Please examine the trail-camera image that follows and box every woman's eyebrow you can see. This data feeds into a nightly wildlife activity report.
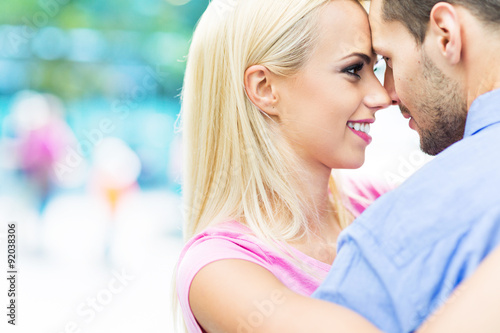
[341,52,373,64]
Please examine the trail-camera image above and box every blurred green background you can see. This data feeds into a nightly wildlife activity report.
[0,0,204,100]
[0,0,208,190]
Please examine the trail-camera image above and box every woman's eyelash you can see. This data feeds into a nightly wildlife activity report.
[343,63,364,78]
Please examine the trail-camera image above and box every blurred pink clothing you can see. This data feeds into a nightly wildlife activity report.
[19,118,71,175]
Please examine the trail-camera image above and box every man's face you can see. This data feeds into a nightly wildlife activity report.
[369,0,468,156]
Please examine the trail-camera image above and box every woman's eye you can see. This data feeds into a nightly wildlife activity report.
[343,63,364,78]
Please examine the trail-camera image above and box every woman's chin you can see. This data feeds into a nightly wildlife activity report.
[334,156,366,170]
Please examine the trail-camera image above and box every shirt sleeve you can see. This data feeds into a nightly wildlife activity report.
[313,209,500,333]
[311,224,404,333]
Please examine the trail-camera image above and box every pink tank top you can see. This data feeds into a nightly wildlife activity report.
[176,179,391,332]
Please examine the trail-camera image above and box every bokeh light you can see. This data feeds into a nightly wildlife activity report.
[0,0,208,332]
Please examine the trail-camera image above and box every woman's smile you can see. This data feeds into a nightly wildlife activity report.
[347,119,374,145]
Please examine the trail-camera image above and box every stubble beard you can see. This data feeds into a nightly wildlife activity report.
[405,53,469,156]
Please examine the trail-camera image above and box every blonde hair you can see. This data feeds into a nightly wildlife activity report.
[174,0,356,330]
[182,0,351,242]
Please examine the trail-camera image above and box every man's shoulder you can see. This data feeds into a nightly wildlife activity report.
[342,135,500,265]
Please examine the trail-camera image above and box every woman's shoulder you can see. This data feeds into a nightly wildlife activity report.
[178,220,267,263]
[177,220,331,298]
[175,221,278,332]
[176,221,273,283]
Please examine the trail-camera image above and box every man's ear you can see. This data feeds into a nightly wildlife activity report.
[244,65,279,117]
[428,3,462,65]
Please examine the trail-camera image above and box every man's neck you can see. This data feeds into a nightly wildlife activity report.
[466,63,500,109]
[465,40,500,108]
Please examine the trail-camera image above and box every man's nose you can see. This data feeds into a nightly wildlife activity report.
[384,66,400,106]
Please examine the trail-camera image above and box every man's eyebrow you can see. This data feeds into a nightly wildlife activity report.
[341,52,374,64]
[372,47,381,56]
[371,41,385,55]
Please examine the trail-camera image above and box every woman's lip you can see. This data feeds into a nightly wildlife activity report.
[348,126,372,144]
[347,119,375,124]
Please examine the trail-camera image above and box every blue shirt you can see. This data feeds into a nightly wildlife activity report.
[313,88,500,333]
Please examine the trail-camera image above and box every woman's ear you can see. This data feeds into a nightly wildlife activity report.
[244,65,279,117]
[428,3,462,65]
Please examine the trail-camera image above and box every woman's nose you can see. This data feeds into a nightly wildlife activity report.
[364,75,392,112]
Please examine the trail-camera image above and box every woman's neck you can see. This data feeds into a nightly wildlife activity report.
[286,158,346,264]
[298,159,339,230]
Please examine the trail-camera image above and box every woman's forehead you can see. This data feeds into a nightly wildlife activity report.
[314,1,373,59]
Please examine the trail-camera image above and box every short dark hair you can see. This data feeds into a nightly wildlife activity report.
[380,0,500,43]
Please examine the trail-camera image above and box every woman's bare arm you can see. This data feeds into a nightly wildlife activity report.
[190,259,382,333]
[190,245,500,332]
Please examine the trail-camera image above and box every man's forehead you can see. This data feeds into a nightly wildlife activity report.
[368,0,386,52]
[368,0,382,18]
[369,24,383,54]
[368,0,383,32]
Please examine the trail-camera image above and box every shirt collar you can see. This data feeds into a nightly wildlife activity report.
[464,88,500,137]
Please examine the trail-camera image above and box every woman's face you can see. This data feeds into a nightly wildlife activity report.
[274,0,391,172]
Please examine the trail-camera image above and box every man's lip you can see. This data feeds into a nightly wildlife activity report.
[409,117,417,131]
[401,112,411,119]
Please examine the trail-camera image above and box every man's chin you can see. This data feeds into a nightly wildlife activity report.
[419,140,440,156]
[419,131,458,156]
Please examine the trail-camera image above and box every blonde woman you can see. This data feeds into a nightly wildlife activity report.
[175,0,500,332]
